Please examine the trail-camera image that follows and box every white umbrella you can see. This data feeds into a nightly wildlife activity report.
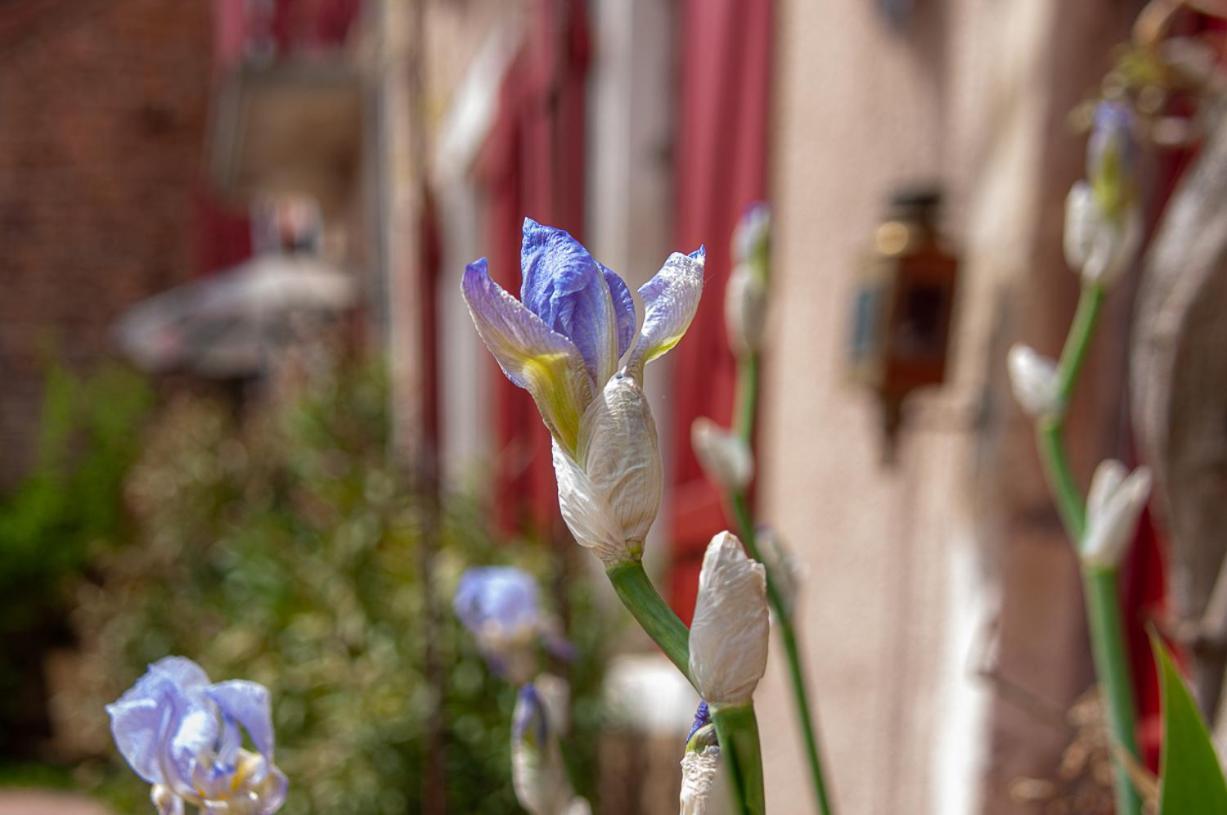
[116,254,356,377]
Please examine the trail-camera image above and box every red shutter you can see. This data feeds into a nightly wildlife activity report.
[668,0,774,621]
[476,0,592,535]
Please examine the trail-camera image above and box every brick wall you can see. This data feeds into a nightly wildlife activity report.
[0,0,213,487]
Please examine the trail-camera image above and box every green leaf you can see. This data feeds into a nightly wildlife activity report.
[1154,635,1227,815]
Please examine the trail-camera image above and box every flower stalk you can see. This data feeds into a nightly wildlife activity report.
[711,704,766,815]
[1026,281,1141,815]
[605,558,692,681]
[714,203,834,815]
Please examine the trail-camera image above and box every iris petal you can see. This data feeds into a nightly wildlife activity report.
[462,258,593,454]
[626,248,705,377]
[520,219,621,386]
[602,266,636,359]
[208,681,275,759]
[148,657,210,690]
[107,694,171,784]
[108,658,212,786]
[169,705,218,794]
[453,567,540,636]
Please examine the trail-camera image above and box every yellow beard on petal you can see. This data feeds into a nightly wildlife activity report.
[519,352,586,456]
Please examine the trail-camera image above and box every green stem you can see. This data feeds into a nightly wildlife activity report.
[1035,285,1104,544]
[735,353,760,443]
[731,351,836,814]
[606,559,692,682]
[1084,566,1142,815]
[712,703,766,815]
[1037,419,1087,540]
[732,491,836,815]
[1030,283,1139,814]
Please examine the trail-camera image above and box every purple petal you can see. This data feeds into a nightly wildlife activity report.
[461,258,592,453]
[513,683,549,746]
[602,266,636,359]
[520,219,622,385]
[208,680,275,759]
[258,765,290,815]
[107,657,212,785]
[626,248,705,376]
[148,657,211,690]
[107,694,174,784]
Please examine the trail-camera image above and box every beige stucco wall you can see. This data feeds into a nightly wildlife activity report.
[760,1,1133,812]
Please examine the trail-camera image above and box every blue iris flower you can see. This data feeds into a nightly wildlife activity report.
[462,218,704,457]
[106,657,287,815]
[454,566,573,681]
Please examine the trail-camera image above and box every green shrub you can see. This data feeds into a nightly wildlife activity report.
[68,363,609,814]
[0,362,152,753]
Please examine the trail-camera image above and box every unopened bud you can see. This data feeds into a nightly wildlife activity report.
[691,418,753,492]
[1007,344,1061,418]
[1082,460,1151,569]
[512,681,588,815]
[726,205,771,357]
[1064,180,1142,289]
[757,527,803,619]
[689,532,769,707]
[725,263,768,357]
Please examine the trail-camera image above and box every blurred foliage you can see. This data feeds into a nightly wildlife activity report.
[63,362,609,814]
[0,362,152,617]
[0,362,152,750]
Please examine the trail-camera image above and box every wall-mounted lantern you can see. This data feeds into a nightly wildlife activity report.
[847,186,959,462]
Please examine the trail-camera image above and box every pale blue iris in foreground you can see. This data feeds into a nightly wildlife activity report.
[461,218,704,457]
[107,657,287,815]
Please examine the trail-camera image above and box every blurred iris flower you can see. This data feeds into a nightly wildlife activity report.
[454,566,572,683]
[106,657,287,815]
[1065,101,1142,288]
[462,219,704,566]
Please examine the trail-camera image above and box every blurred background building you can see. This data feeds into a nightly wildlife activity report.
[3,0,1217,813]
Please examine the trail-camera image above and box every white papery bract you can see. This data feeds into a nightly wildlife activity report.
[689,532,769,707]
[679,724,721,815]
[691,417,753,492]
[1007,344,1061,418]
[554,373,663,566]
[1082,460,1152,569]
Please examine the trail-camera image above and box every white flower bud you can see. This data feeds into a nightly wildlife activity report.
[691,417,753,492]
[554,373,663,566]
[725,262,768,356]
[1064,180,1142,289]
[1082,460,1152,569]
[689,532,769,707]
[1007,344,1061,418]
